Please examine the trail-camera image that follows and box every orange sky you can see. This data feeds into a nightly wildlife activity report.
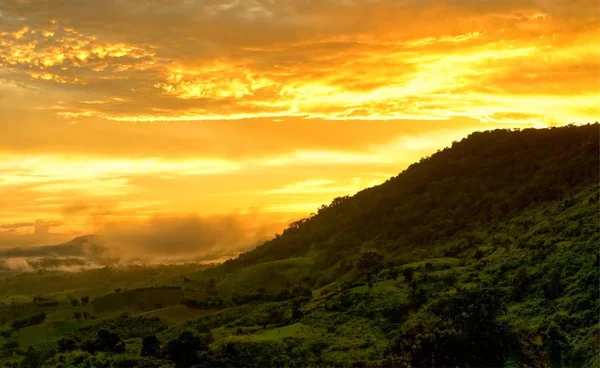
[0,0,599,253]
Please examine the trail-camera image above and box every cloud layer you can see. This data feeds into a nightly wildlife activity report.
[1,0,597,123]
[0,0,598,256]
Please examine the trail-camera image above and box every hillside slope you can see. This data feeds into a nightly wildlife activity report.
[227,124,598,269]
[177,185,599,367]
[1,124,598,368]
[160,123,598,367]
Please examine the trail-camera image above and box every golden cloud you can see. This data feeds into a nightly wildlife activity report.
[0,0,598,245]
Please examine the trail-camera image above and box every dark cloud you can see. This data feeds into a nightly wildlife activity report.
[61,202,91,216]
[97,213,285,261]
[0,219,68,248]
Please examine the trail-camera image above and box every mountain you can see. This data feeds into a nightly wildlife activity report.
[0,236,102,259]
[0,235,116,272]
[1,124,598,368]
[167,123,598,367]
[211,124,598,277]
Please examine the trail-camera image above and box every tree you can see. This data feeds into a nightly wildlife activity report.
[544,271,562,299]
[290,285,313,299]
[206,279,218,296]
[83,329,126,354]
[291,301,304,320]
[141,335,161,357]
[81,296,90,305]
[396,289,518,367]
[70,299,79,307]
[402,267,414,282]
[22,346,42,368]
[543,323,570,366]
[57,336,77,352]
[512,267,529,301]
[357,251,385,277]
[267,309,285,326]
[167,331,210,367]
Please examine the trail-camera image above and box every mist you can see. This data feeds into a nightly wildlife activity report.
[0,212,287,272]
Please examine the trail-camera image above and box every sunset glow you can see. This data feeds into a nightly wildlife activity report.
[1,0,598,252]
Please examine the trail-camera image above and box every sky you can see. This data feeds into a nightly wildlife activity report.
[0,0,598,262]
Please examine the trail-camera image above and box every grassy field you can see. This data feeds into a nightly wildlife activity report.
[214,256,317,297]
[255,323,315,340]
[139,305,221,326]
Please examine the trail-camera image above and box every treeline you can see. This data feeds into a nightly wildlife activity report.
[181,285,313,309]
[32,296,60,308]
[11,312,46,330]
[131,286,181,292]
[181,296,225,309]
[231,285,312,305]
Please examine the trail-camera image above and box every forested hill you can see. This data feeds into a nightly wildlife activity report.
[2,123,598,368]
[226,123,599,268]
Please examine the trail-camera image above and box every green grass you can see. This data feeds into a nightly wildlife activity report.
[254,323,315,340]
[92,288,183,315]
[214,256,317,297]
[16,319,89,347]
[401,257,461,271]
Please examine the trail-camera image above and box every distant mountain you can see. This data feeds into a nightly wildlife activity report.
[0,235,117,271]
[0,235,102,259]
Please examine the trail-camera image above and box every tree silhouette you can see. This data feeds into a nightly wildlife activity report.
[167,331,210,367]
[402,267,414,282]
[141,335,161,357]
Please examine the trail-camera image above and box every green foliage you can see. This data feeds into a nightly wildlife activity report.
[71,315,168,341]
[357,251,385,277]
[57,336,77,353]
[166,331,212,367]
[140,334,161,358]
[402,267,414,282]
[1,124,598,368]
[80,329,126,354]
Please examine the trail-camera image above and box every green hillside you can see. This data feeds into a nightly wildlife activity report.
[1,124,598,367]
